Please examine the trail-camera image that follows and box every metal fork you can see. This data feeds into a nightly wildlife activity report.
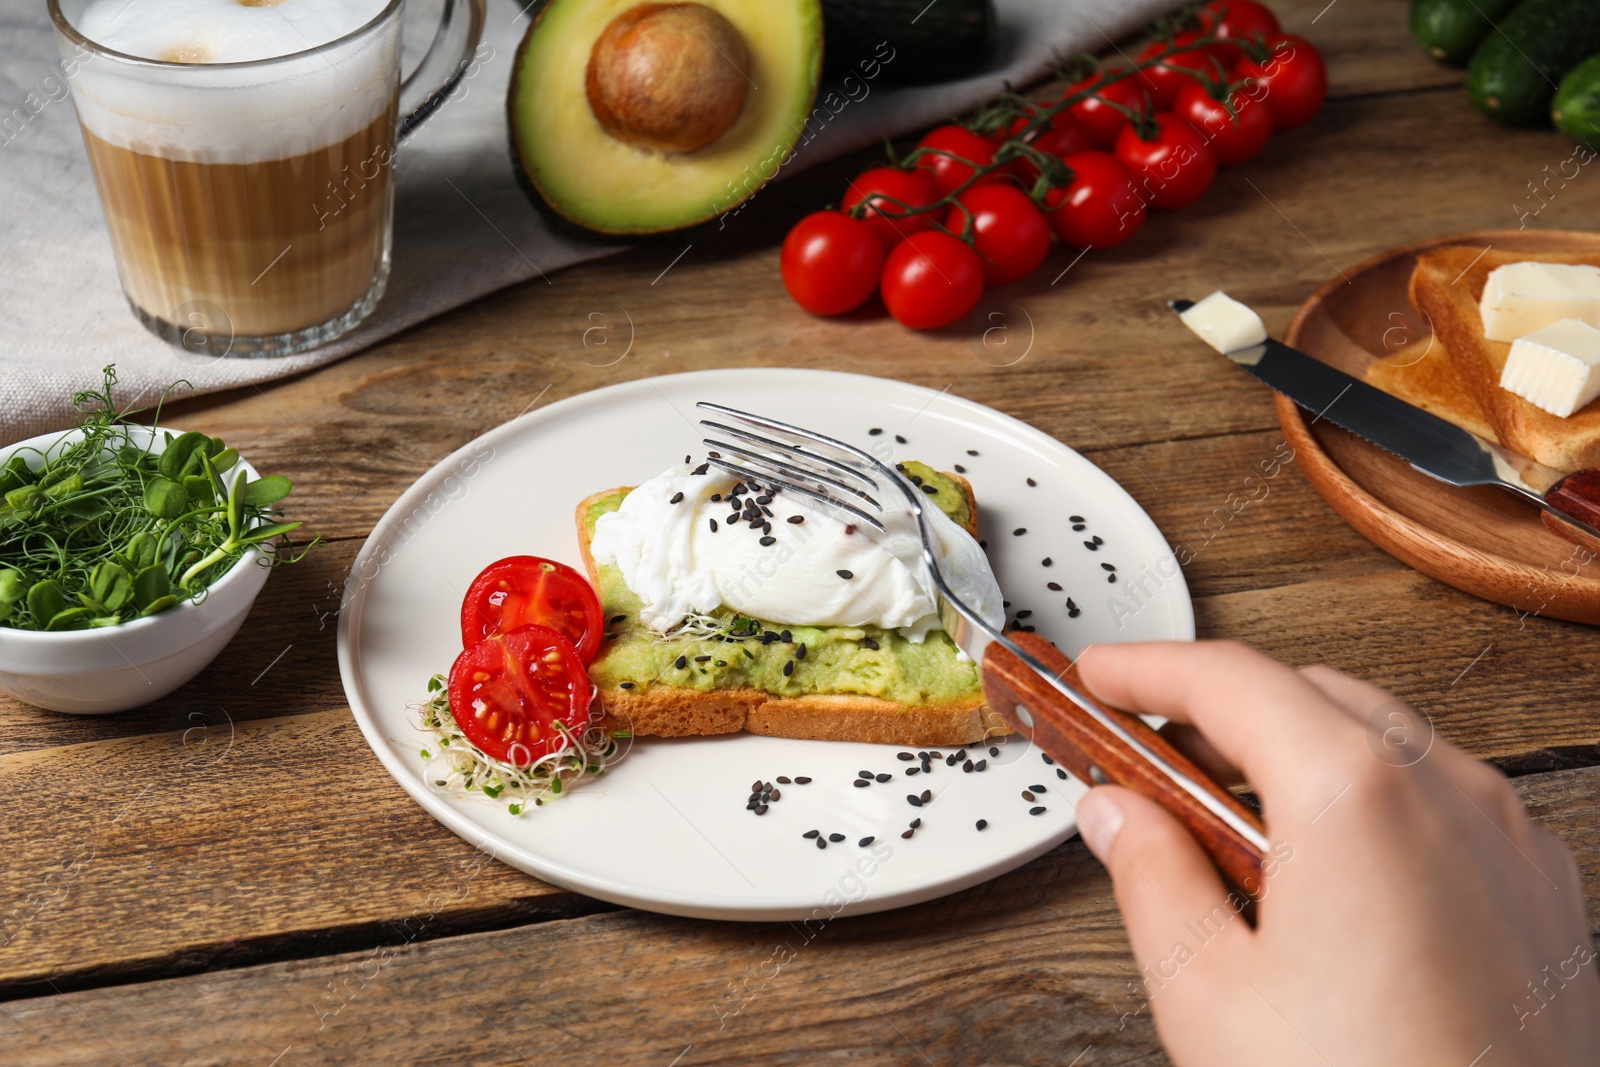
[698,401,1271,897]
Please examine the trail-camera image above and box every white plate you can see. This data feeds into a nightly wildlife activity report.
[338,369,1193,921]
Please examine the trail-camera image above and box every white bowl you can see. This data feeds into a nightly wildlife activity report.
[0,426,272,715]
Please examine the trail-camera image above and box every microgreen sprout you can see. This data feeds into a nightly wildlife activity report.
[0,366,317,631]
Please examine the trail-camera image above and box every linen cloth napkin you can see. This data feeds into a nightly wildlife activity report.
[0,0,1170,443]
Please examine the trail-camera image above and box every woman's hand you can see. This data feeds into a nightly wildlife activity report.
[1073,640,1598,1067]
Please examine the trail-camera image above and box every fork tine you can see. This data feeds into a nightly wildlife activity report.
[700,419,880,492]
[705,458,887,533]
[702,437,882,511]
[697,402,887,472]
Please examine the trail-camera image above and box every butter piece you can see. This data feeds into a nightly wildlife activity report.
[1180,291,1267,354]
[1499,318,1600,417]
[1479,261,1600,342]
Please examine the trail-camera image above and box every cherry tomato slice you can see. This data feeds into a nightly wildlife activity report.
[448,625,592,767]
[461,556,603,663]
[781,210,885,316]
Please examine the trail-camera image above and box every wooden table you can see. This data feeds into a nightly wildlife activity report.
[6,1,1599,1062]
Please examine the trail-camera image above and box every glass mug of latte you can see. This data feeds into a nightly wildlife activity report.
[49,0,485,358]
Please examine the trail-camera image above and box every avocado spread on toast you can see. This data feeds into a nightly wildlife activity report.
[580,462,982,705]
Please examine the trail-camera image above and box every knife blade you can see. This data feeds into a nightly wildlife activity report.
[1170,298,1600,542]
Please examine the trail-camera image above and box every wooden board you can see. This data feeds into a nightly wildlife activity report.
[7,760,1598,1067]
[1279,230,1600,624]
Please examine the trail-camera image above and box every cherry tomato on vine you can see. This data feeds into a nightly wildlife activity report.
[461,556,603,663]
[1066,74,1151,149]
[913,124,1002,197]
[1011,118,1095,184]
[946,184,1050,286]
[842,166,942,251]
[1174,81,1274,166]
[447,625,592,767]
[780,211,885,316]
[1135,39,1221,110]
[1041,150,1146,250]
[1203,0,1282,67]
[1114,112,1217,211]
[1234,35,1327,131]
[880,230,985,330]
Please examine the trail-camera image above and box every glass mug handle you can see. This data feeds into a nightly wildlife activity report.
[396,0,488,141]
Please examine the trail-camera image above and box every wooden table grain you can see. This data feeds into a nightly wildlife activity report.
[5,1,1599,1063]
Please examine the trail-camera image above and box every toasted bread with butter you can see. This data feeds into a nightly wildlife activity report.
[574,470,1011,746]
[1408,246,1600,472]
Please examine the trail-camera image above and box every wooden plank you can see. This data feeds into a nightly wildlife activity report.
[5,761,1597,1066]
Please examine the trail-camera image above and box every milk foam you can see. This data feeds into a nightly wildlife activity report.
[64,0,397,162]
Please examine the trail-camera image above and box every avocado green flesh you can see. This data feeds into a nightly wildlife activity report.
[580,476,982,705]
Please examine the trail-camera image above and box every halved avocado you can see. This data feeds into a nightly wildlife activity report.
[509,0,822,236]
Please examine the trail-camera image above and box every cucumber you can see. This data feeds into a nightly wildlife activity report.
[1553,52,1600,148]
[1410,0,1517,66]
[820,0,994,84]
[1467,0,1600,126]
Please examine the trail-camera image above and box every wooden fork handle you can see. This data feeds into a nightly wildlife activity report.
[982,633,1268,898]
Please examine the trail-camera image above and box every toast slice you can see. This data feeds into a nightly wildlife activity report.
[575,469,1011,746]
[1363,337,1501,445]
[1409,246,1600,472]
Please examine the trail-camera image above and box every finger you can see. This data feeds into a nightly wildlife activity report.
[1078,786,1251,971]
[1296,664,1397,723]
[1076,640,1364,798]
[1157,721,1246,787]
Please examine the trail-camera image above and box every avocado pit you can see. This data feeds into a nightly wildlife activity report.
[585,3,751,155]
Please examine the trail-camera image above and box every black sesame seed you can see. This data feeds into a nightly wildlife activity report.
[869,428,883,436]
[817,837,827,849]
[963,759,974,772]
[862,637,879,650]
[1069,514,1084,522]
[1066,598,1078,610]
[619,682,635,689]
[1046,581,1062,592]
[967,449,979,456]
[1042,557,1053,566]
[711,493,721,502]
[802,829,819,839]
[1003,600,1010,608]
[976,819,988,831]
[829,833,845,843]
[708,451,722,460]
[670,491,684,504]
[1072,524,1086,532]
[751,780,763,792]
[909,818,921,829]
[844,524,856,535]
[777,776,792,785]
[1029,806,1047,816]
[853,779,869,788]
[979,539,988,549]
[858,770,873,780]
[693,464,709,476]
[1027,477,1037,487]
[901,828,915,839]
[1107,575,1116,583]
[1068,607,1082,618]
[1013,528,1027,536]
[1017,609,1033,619]
[684,454,691,464]
[795,644,807,660]
[1057,768,1069,779]
[907,795,923,807]
[946,754,958,766]
[783,660,794,677]
[1101,562,1116,572]
[1029,784,1046,792]
[1093,535,1103,545]
[989,747,999,756]
[909,473,923,485]
[897,752,914,761]
[770,789,781,801]
[675,656,687,670]
[906,766,920,776]
[875,773,891,783]
[1019,624,1036,632]
[755,804,769,815]
[695,655,711,662]
[954,464,967,474]
[921,483,939,495]
[1022,790,1036,802]
[759,535,776,546]
[975,759,988,772]
[795,776,812,784]
[1042,754,1054,765]
[930,751,941,759]
[859,836,874,847]
[781,629,791,642]
[1085,540,1101,551]
[709,519,718,532]
[837,569,853,579]
[787,514,804,524]
[895,435,906,444]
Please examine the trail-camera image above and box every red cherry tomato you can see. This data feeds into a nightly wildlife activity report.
[447,625,593,767]
[842,166,942,251]
[1234,35,1327,131]
[1114,112,1217,211]
[1042,151,1146,250]
[780,210,885,316]
[1134,39,1221,110]
[946,184,1050,286]
[1174,80,1274,166]
[1203,0,1282,66]
[461,556,603,663]
[1067,73,1152,149]
[1009,115,1096,184]
[880,231,985,330]
[913,124,1001,196]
